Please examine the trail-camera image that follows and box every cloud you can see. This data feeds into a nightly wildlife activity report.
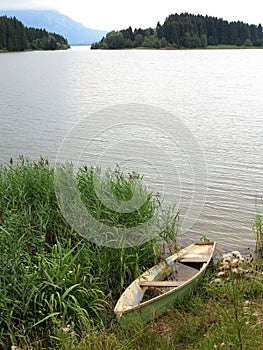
[1,0,262,31]
[0,0,58,10]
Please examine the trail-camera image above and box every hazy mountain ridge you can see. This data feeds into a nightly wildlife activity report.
[0,10,106,45]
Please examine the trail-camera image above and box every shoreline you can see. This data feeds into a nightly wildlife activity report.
[0,46,70,54]
[92,44,263,51]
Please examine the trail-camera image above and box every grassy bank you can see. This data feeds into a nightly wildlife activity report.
[0,158,178,349]
[59,263,263,350]
[128,44,263,50]
[0,158,262,349]
[207,44,263,49]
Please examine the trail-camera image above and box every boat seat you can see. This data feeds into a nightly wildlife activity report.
[139,280,185,287]
[179,256,209,263]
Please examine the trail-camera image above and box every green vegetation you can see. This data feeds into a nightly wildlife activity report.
[0,16,70,52]
[253,214,263,258]
[68,259,263,350]
[0,158,262,349]
[0,158,177,349]
[207,44,262,49]
[91,13,263,50]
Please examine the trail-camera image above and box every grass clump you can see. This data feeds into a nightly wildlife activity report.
[68,257,262,350]
[53,257,262,350]
[77,165,155,228]
[253,214,263,258]
[0,157,178,349]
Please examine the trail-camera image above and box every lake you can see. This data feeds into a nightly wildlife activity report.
[0,46,262,254]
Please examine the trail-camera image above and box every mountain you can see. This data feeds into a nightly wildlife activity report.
[0,9,106,45]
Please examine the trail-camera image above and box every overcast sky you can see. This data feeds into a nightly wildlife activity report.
[1,0,262,31]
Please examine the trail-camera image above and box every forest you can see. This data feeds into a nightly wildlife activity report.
[0,16,69,51]
[91,13,263,49]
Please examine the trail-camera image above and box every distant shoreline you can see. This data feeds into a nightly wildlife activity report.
[91,13,263,51]
[2,45,262,53]
[91,44,263,51]
[0,46,70,54]
[129,44,263,50]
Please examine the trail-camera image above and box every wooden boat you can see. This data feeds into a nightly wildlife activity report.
[114,241,216,323]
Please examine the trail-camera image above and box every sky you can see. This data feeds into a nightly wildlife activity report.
[1,0,262,31]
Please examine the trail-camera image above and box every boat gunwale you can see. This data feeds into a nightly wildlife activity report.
[114,242,215,316]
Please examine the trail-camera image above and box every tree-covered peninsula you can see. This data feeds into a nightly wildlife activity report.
[0,16,70,52]
[91,13,263,50]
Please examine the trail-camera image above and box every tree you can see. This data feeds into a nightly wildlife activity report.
[121,26,134,41]
[201,33,208,47]
[0,18,7,48]
[191,34,201,47]
[134,33,144,47]
[48,35,57,50]
[142,34,162,48]
[106,32,125,49]
[183,31,191,48]
[244,38,253,46]
[0,15,69,51]
[90,12,263,50]
[156,21,162,38]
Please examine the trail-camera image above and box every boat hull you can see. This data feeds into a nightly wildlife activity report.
[114,241,215,324]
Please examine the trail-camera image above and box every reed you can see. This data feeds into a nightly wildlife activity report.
[253,214,263,258]
[1,157,262,350]
[0,157,178,349]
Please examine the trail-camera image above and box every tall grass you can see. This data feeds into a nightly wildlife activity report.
[208,261,262,349]
[77,165,155,228]
[253,214,263,258]
[0,157,178,348]
[53,257,263,350]
[1,158,262,350]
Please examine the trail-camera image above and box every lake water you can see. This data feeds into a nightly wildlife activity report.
[0,46,262,254]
